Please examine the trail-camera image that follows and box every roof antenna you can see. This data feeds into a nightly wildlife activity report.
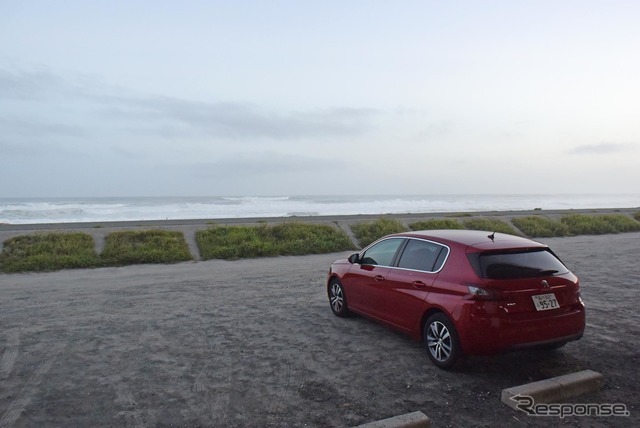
[488,232,495,242]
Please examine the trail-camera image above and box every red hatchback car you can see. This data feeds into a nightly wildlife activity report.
[327,230,585,369]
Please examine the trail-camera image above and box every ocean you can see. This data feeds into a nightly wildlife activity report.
[1,194,639,225]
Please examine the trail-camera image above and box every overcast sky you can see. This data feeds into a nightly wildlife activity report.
[1,0,639,197]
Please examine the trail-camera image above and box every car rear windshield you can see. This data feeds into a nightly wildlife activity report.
[470,248,569,279]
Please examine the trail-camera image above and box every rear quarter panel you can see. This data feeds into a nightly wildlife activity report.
[417,245,478,336]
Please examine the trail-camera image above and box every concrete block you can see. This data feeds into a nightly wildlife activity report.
[556,369,605,400]
[501,370,604,411]
[354,411,431,428]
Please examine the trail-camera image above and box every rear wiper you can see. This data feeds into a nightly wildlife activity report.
[537,269,559,276]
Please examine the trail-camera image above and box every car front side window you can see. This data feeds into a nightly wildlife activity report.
[360,238,404,267]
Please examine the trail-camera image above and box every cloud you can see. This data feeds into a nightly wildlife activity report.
[0,67,379,144]
[0,117,84,139]
[100,96,378,140]
[568,142,638,155]
[187,152,344,178]
[0,68,66,100]
[409,121,454,142]
[0,140,30,156]
[157,152,356,195]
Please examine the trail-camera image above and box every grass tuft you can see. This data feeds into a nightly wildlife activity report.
[101,230,193,265]
[462,218,518,235]
[409,219,463,231]
[0,233,100,273]
[512,216,569,237]
[560,214,640,235]
[634,212,640,222]
[196,222,354,260]
[351,218,408,248]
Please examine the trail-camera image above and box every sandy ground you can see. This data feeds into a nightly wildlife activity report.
[0,232,639,427]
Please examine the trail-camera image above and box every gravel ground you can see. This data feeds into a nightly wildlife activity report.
[0,232,638,427]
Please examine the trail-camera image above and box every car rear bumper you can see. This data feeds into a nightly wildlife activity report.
[454,301,586,355]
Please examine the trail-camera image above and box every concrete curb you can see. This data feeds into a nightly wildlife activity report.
[501,370,605,411]
[353,411,431,428]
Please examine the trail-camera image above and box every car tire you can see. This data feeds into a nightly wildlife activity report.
[423,313,461,369]
[328,279,350,317]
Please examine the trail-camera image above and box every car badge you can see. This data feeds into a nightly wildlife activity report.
[541,280,550,288]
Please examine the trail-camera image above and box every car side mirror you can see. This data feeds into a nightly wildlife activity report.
[348,253,360,264]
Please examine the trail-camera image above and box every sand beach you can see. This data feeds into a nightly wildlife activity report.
[0,210,639,426]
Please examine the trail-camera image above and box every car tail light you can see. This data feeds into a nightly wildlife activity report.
[465,285,499,301]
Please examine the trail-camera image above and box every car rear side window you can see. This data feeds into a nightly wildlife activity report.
[397,239,448,272]
[360,238,404,267]
[474,248,569,279]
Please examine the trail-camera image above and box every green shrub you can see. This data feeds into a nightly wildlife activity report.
[511,216,569,237]
[634,212,640,222]
[561,214,640,235]
[409,219,464,231]
[197,224,274,260]
[0,233,100,273]
[604,214,640,232]
[101,230,192,265]
[462,218,518,235]
[196,222,354,260]
[351,218,408,248]
[272,223,354,255]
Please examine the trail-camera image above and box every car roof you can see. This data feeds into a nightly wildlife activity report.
[390,229,547,251]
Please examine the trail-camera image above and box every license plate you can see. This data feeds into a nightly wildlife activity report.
[532,293,559,311]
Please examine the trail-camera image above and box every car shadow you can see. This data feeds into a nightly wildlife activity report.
[312,302,590,390]
[453,345,589,386]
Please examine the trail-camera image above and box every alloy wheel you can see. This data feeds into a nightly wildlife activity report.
[330,283,344,313]
[426,321,452,362]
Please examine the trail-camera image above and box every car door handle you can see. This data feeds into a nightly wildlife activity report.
[374,275,385,282]
[412,281,427,289]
